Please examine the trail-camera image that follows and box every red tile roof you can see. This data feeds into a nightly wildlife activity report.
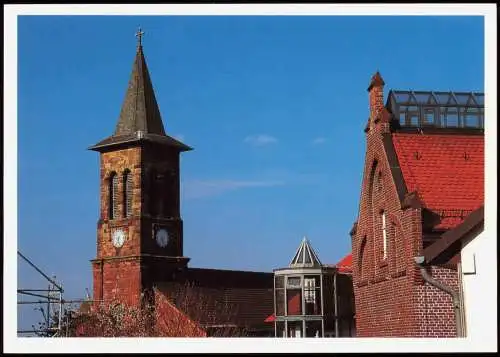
[334,253,353,273]
[264,313,275,323]
[392,133,484,229]
[155,290,207,337]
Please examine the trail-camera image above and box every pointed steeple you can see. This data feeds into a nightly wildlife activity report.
[114,29,165,137]
[289,236,322,268]
[89,28,192,152]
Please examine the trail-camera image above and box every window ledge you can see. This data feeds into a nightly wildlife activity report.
[390,270,407,279]
[356,280,369,288]
[378,260,388,268]
[373,275,390,284]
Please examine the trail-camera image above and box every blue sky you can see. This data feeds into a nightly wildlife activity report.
[17,15,484,330]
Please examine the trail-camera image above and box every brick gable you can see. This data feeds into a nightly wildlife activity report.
[350,72,483,337]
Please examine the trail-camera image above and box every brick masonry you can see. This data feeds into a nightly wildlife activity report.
[350,74,459,337]
[92,143,187,305]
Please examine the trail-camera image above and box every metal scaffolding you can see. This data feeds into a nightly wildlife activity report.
[17,251,92,337]
[17,251,64,336]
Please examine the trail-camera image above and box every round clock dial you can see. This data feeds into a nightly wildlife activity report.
[156,228,169,248]
[112,229,126,248]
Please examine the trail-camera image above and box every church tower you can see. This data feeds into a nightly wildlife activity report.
[89,29,192,305]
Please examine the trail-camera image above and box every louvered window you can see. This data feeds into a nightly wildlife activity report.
[109,173,119,220]
[149,169,157,216]
[124,170,133,217]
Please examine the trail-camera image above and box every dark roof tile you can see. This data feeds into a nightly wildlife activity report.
[157,267,274,329]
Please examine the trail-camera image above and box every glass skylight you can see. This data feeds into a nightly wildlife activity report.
[289,237,322,268]
[387,90,484,129]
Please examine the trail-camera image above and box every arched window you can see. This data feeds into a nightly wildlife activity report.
[381,211,388,260]
[358,236,367,279]
[367,160,378,209]
[109,172,119,220]
[123,170,133,218]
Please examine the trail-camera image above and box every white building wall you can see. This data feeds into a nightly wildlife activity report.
[460,230,487,340]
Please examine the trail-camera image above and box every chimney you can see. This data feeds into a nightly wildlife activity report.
[367,71,385,121]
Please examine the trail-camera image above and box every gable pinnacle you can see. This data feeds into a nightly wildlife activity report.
[367,70,385,92]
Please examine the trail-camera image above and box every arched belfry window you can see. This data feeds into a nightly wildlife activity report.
[123,170,133,218]
[149,168,157,217]
[109,172,119,220]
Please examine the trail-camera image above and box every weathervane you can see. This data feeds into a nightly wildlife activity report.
[136,27,144,47]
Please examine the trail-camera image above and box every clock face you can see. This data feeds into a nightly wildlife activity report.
[156,228,169,248]
[112,229,126,248]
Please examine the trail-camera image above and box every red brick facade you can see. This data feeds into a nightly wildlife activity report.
[350,73,462,337]
[92,147,143,304]
[91,144,188,306]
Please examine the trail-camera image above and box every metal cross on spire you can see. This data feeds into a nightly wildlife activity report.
[136,27,144,47]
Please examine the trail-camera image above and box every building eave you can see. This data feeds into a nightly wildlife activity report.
[422,206,484,265]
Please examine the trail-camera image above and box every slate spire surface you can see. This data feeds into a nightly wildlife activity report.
[114,29,166,137]
[89,29,191,152]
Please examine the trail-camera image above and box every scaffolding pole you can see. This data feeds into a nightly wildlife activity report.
[17,251,65,337]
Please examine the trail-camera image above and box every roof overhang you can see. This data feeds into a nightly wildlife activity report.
[422,206,484,265]
[88,132,193,153]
